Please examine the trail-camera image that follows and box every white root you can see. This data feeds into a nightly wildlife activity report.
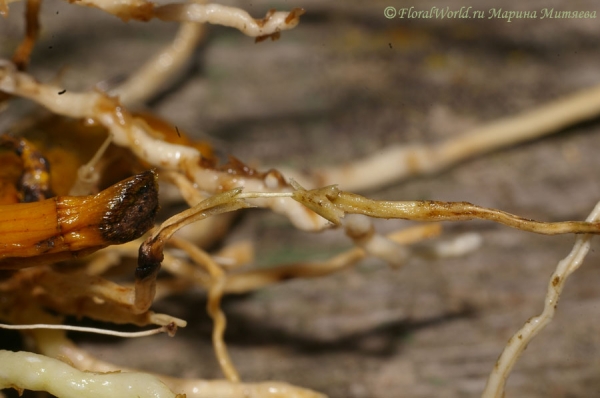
[66,0,154,21]
[154,4,304,38]
[0,64,329,230]
[213,240,254,269]
[111,22,206,106]
[426,232,483,259]
[61,0,304,39]
[0,63,200,168]
[190,168,329,230]
[163,379,327,398]
[32,330,327,398]
[279,83,600,191]
[0,323,174,338]
[0,350,180,398]
[344,214,410,268]
[10,61,600,236]
[69,133,113,196]
[482,200,600,398]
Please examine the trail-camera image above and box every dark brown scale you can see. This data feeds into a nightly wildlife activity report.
[99,170,160,244]
[136,238,163,281]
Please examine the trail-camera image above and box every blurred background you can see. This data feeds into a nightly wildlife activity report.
[2,1,600,397]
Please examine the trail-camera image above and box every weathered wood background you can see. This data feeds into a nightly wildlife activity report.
[2,0,600,397]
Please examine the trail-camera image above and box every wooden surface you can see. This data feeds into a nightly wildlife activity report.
[2,1,600,397]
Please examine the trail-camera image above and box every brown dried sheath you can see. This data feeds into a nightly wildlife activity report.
[0,170,159,269]
[0,134,54,202]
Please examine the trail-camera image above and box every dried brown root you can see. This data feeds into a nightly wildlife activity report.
[0,0,8,16]
[0,0,40,105]
[0,265,186,327]
[11,0,40,70]
[224,224,442,294]
[170,236,238,381]
[134,188,253,313]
